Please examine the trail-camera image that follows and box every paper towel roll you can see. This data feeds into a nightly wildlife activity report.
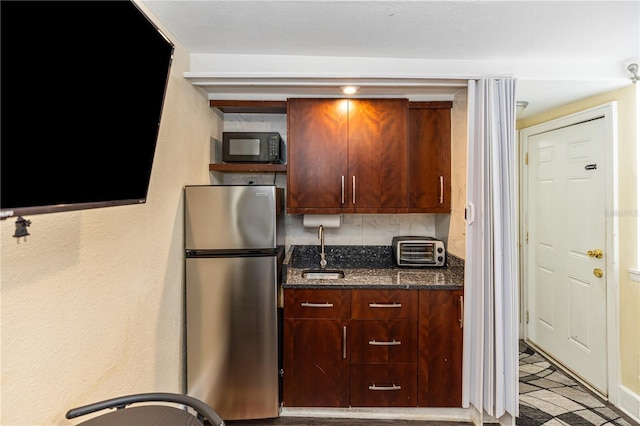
[303,214,341,228]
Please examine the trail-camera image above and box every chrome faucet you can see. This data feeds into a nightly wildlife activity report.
[318,225,327,269]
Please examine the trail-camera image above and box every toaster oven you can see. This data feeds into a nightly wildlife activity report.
[392,236,446,267]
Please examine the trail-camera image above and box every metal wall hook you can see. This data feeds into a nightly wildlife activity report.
[13,216,31,241]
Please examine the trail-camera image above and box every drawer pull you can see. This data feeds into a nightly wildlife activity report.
[369,303,401,308]
[368,339,401,346]
[368,384,401,391]
[343,325,347,359]
[301,302,334,308]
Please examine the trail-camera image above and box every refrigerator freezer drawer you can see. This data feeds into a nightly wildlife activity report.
[186,255,279,420]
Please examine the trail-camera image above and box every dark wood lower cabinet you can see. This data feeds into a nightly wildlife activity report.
[283,288,463,408]
[282,289,350,407]
[350,364,417,407]
[283,318,350,407]
[418,289,464,407]
[349,289,418,407]
[350,319,417,364]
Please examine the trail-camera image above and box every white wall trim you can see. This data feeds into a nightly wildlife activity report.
[517,129,526,340]
[518,102,621,408]
[618,384,640,424]
[187,53,628,81]
[279,407,473,423]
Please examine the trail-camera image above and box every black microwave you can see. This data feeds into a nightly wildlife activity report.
[222,132,285,163]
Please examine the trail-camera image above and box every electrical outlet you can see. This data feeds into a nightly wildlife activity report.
[246,176,258,185]
[390,214,399,225]
[342,214,353,224]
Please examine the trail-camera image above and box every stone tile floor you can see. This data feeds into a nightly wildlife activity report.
[226,341,638,425]
[518,340,636,425]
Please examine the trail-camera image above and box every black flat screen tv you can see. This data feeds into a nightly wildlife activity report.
[1,0,174,220]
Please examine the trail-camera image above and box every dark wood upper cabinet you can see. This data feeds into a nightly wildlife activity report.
[347,99,408,212]
[407,102,453,213]
[287,98,408,214]
[287,98,349,212]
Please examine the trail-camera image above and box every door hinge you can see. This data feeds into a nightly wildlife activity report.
[526,232,529,243]
[525,152,528,165]
[526,311,529,324]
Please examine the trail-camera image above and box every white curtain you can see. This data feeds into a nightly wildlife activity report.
[462,78,519,422]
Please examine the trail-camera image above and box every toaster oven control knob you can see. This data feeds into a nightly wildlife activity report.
[438,256,444,262]
[437,247,444,253]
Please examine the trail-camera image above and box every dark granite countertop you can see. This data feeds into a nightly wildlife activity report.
[282,245,464,290]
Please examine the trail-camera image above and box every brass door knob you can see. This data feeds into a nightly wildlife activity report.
[587,249,603,259]
[593,268,603,278]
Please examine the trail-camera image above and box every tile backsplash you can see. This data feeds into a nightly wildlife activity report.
[285,213,438,249]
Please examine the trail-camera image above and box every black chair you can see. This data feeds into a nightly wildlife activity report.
[65,392,225,426]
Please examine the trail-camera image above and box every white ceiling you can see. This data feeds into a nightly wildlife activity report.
[140,0,640,119]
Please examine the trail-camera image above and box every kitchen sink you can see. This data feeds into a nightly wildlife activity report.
[301,269,345,279]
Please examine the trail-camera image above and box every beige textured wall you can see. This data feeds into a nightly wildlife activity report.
[0,3,220,424]
[517,84,639,397]
[448,91,468,259]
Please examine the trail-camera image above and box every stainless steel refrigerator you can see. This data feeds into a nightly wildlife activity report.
[184,184,284,421]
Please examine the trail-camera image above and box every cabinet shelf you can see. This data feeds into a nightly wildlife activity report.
[209,163,287,173]
[209,100,287,114]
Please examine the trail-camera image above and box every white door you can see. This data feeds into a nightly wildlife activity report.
[526,117,608,395]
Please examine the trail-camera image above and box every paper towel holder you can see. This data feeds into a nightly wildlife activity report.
[302,214,341,229]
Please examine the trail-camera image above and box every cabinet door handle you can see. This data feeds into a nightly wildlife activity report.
[368,384,401,391]
[368,339,401,346]
[352,176,356,204]
[341,176,345,204]
[369,303,401,308]
[459,295,464,328]
[343,325,347,359]
[439,176,444,204]
[300,302,334,308]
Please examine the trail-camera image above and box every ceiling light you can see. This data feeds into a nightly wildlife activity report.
[516,101,529,117]
[340,86,359,95]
